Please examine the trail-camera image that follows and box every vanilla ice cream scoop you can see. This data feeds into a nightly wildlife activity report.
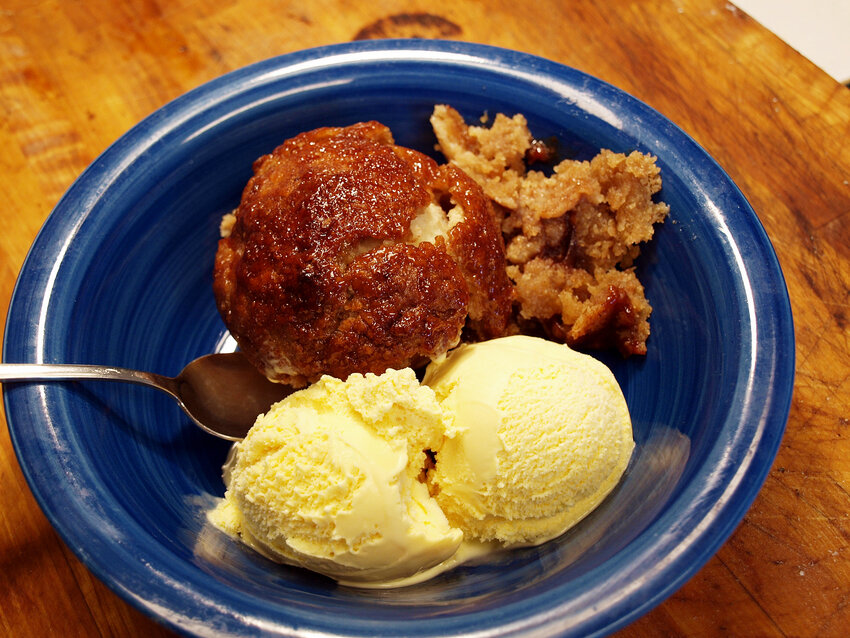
[423,335,634,545]
[208,368,462,584]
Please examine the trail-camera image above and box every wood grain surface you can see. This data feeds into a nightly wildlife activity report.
[2,1,849,636]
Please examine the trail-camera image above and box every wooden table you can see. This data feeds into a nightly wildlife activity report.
[1,1,847,635]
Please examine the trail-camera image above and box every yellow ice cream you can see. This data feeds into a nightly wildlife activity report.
[208,368,462,584]
[423,335,634,545]
[209,336,634,584]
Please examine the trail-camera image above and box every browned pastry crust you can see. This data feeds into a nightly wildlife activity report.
[213,121,513,386]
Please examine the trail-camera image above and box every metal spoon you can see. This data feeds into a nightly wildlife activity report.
[0,352,293,440]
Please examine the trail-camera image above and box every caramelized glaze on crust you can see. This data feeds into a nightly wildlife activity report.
[214,121,513,386]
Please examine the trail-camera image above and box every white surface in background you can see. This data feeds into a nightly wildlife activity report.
[734,0,850,83]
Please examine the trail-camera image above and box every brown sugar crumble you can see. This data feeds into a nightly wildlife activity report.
[430,105,669,355]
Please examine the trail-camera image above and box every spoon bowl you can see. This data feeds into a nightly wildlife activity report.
[0,352,292,440]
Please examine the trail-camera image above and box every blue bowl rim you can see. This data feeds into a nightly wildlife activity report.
[3,39,795,637]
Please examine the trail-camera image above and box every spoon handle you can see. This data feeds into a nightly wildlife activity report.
[0,363,171,392]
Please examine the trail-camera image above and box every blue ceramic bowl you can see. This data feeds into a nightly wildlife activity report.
[4,40,794,636]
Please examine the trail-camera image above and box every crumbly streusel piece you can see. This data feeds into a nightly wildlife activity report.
[431,104,669,355]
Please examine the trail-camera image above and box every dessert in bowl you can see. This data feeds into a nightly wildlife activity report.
[3,40,793,637]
